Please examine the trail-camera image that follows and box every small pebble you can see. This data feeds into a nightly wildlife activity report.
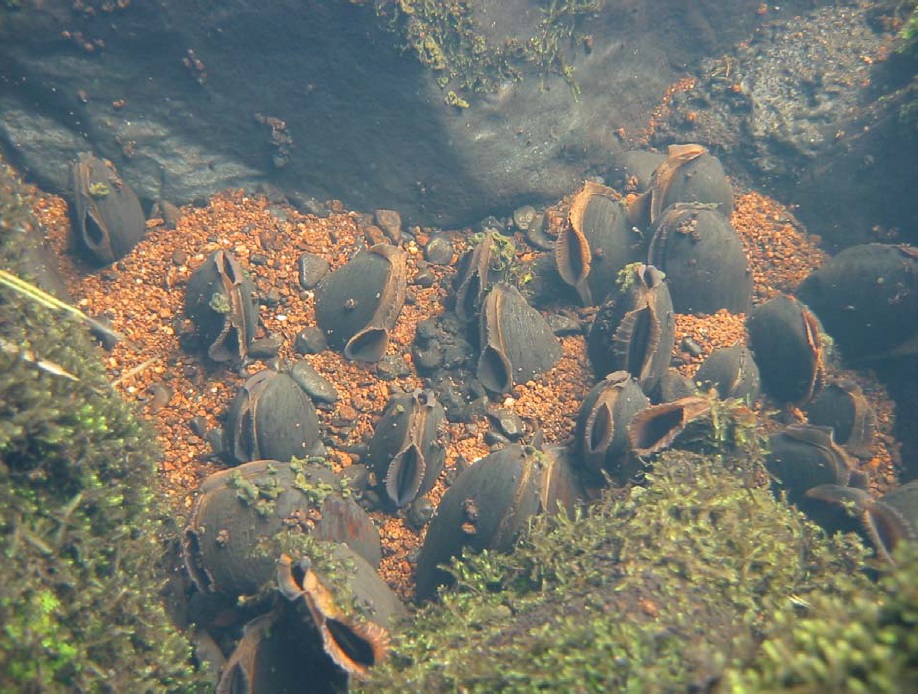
[374,209,402,244]
[294,327,327,355]
[297,253,330,289]
[424,235,454,265]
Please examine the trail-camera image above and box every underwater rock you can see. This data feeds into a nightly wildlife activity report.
[223,368,322,465]
[556,181,643,305]
[366,389,446,508]
[69,151,146,265]
[804,379,876,459]
[415,443,582,600]
[574,371,650,484]
[648,203,751,315]
[185,249,258,367]
[315,243,407,362]
[693,344,760,403]
[746,295,824,406]
[796,243,918,360]
[587,264,675,393]
[183,460,381,599]
[476,283,562,394]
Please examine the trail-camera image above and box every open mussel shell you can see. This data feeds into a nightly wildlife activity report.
[586,264,675,393]
[453,231,508,322]
[806,481,918,564]
[315,243,407,362]
[224,369,322,465]
[185,249,258,366]
[556,181,643,305]
[415,443,583,600]
[648,203,751,315]
[366,389,446,508]
[69,151,146,265]
[627,395,713,457]
[804,379,876,458]
[476,283,562,394]
[693,344,760,403]
[574,371,650,483]
[183,460,381,599]
[765,424,863,506]
[746,295,824,406]
[276,545,405,681]
[796,243,918,360]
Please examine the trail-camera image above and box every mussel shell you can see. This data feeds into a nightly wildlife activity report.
[415,443,582,600]
[804,379,876,458]
[224,369,322,465]
[69,151,146,265]
[183,460,381,598]
[627,395,713,457]
[765,424,857,504]
[476,283,562,394]
[574,371,650,483]
[746,295,823,406]
[648,204,751,315]
[315,244,407,362]
[796,243,918,360]
[454,232,507,322]
[185,249,258,365]
[693,344,760,403]
[650,368,700,404]
[556,181,643,305]
[366,390,446,507]
[586,264,675,392]
[652,147,733,223]
[607,150,666,194]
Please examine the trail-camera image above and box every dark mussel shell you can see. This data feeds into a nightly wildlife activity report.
[587,264,675,392]
[183,459,381,598]
[477,283,562,394]
[69,151,146,265]
[315,243,407,362]
[693,344,760,403]
[796,243,918,360]
[607,149,666,194]
[651,367,699,404]
[627,395,713,457]
[746,295,824,406]
[275,545,406,681]
[224,369,322,465]
[556,181,643,305]
[765,424,863,505]
[415,443,583,600]
[453,231,509,322]
[804,379,876,459]
[185,249,258,366]
[366,389,446,508]
[806,481,918,564]
[574,371,650,483]
[648,203,751,315]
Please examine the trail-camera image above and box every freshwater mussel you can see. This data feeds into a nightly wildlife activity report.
[223,367,323,465]
[804,379,876,459]
[366,389,446,508]
[587,264,675,392]
[746,295,824,406]
[454,231,510,322]
[693,344,760,403]
[556,181,643,305]
[69,151,146,265]
[574,371,649,484]
[648,203,751,315]
[796,243,918,360]
[185,249,258,366]
[627,395,713,457]
[315,243,407,362]
[415,442,583,600]
[183,459,381,599]
[477,283,562,394]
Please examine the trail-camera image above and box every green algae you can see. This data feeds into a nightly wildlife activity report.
[0,160,203,691]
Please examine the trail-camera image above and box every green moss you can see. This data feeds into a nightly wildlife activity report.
[0,160,203,691]
[361,448,876,691]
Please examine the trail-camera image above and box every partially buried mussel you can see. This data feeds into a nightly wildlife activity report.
[223,367,323,465]
[693,344,760,403]
[69,151,146,265]
[185,249,258,366]
[315,243,407,362]
[453,231,509,322]
[366,389,446,508]
[183,459,381,599]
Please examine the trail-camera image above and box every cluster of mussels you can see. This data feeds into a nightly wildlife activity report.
[67,146,918,691]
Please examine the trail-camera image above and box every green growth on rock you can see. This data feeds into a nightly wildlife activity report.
[361,449,878,692]
[0,160,204,691]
